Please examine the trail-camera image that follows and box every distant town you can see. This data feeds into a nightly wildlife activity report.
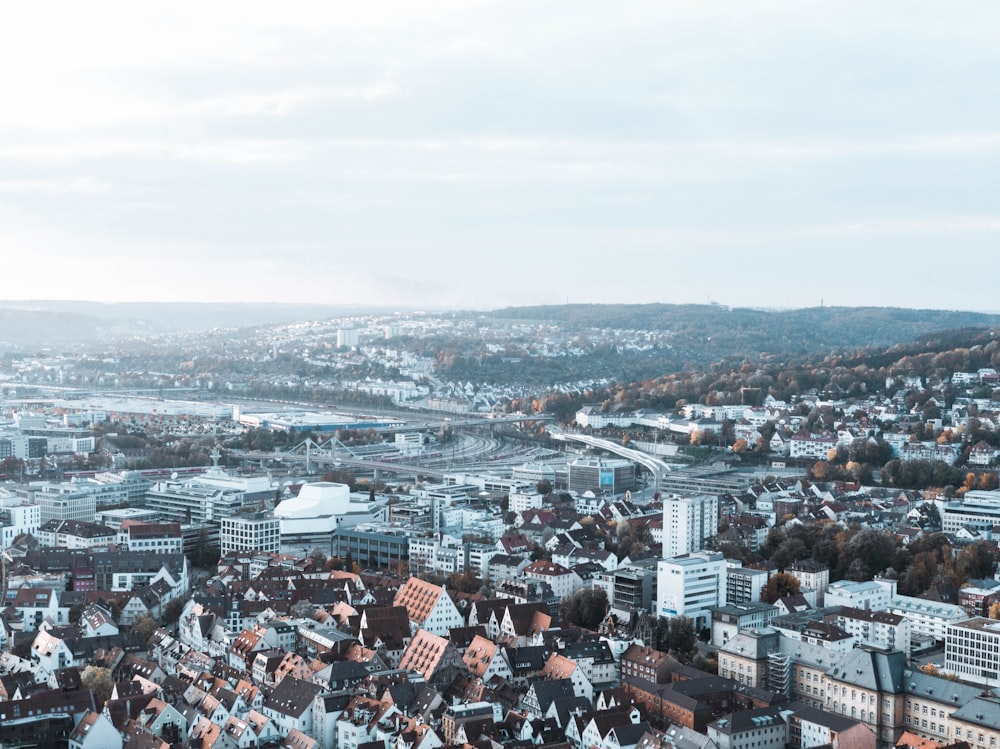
[1,308,1000,749]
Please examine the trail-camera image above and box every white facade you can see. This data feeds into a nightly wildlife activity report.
[657,550,727,630]
[509,492,544,514]
[662,494,718,557]
[220,513,281,555]
[0,499,40,547]
[889,595,968,643]
[825,579,895,611]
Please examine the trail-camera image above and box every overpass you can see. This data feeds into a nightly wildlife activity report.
[235,438,448,480]
[547,428,672,493]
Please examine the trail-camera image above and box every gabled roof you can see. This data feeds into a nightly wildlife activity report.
[393,578,445,626]
[262,676,322,719]
[462,635,500,678]
[398,629,453,681]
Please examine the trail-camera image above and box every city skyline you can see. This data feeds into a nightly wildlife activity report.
[2,2,999,310]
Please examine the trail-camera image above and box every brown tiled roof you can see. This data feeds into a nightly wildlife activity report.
[394,578,444,626]
[462,635,499,678]
[398,629,452,681]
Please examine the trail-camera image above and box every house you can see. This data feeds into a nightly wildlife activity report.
[397,628,462,688]
[542,652,594,702]
[462,634,512,682]
[393,578,464,636]
[262,676,323,736]
[522,561,584,599]
[69,710,123,749]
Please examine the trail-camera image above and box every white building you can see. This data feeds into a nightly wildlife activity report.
[832,607,911,655]
[662,494,718,558]
[220,512,281,555]
[945,617,1000,686]
[888,595,968,644]
[657,550,727,630]
[0,495,40,547]
[824,579,895,611]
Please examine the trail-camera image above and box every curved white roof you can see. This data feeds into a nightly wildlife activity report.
[275,481,351,520]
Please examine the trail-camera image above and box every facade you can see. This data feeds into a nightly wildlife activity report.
[726,565,769,605]
[657,551,727,630]
[788,560,830,607]
[568,458,636,495]
[945,617,1000,685]
[662,495,718,558]
[220,512,281,555]
[888,595,968,644]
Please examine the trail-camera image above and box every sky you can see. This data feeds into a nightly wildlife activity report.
[1,1,999,311]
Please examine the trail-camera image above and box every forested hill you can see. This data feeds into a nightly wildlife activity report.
[487,304,1000,359]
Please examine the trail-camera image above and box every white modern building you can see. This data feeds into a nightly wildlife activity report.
[662,494,718,558]
[220,512,281,555]
[657,550,727,630]
[824,579,895,611]
[888,595,968,644]
[276,482,377,547]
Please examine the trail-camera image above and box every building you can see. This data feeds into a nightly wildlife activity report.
[945,617,1000,685]
[888,595,968,644]
[220,511,281,555]
[119,521,184,553]
[711,603,778,647]
[830,607,910,655]
[788,560,830,607]
[825,579,895,611]
[657,551,727,630]
[726,566,769,605]
[788,706,875,749]
[568,457,636,495]
[708,707,787,749]
[36,519,116,550]
[942,490,1000,534]
[662,495,719,558]
[393,578,464,636]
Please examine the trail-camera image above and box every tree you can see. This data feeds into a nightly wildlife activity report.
[762,573,801,603]
[560,587,608,630]
[81,665,114,706]
[131,614,158,641]
[663,616,696,661]
[162,598,186,626]
[536,479,553,496]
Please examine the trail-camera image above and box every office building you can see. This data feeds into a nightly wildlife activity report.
[220,511,281,555]
[657,550,727,630]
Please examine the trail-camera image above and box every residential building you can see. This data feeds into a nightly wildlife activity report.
[662,495,719,558]
[708,707,787,749]
[726,565,769,605]
[788,560,830,607]
[788,706,875,749]
[393,577,464,636]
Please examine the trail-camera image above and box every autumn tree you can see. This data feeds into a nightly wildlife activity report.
[131,614,158,641]
[81,665,114,706]
[762,573,801,603]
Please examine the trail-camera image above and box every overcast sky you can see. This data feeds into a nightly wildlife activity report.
[2,2,999,311]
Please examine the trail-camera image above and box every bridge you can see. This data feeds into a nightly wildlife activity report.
[547,428,672,492]
[235,438,449,479]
